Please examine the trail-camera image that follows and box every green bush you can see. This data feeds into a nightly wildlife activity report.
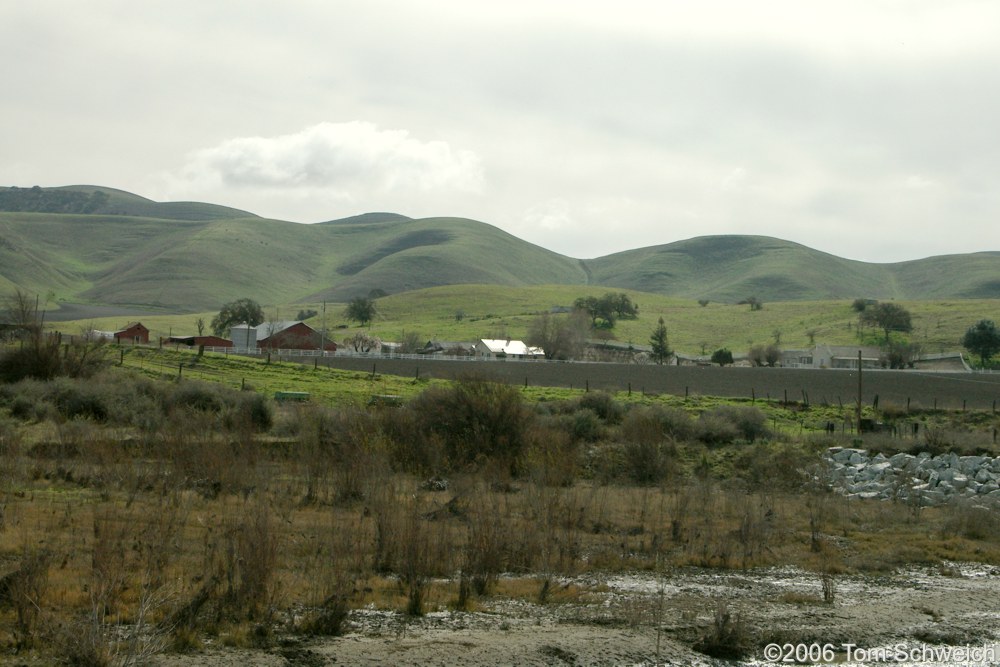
[170,381,225,413]
[570,408,604,443]
[695,412,739,446]
[0,339,63,382]
[223,392,273,432]
[623,440,675,485]
[621,405,693,443]
[0,336,108,383]
[405,375,532,472]
[9,395,42,422]
[697,406,769,444]
[48,378,108,422]
[576,391,624,424]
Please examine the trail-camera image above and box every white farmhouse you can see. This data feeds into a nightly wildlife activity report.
[475,339,545,359]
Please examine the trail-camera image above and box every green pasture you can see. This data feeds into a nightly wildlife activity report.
[113,346,888,441]
[52,285,1000,358]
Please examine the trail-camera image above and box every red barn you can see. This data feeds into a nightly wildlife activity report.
[113,322,149,344]
[231,321,336,352]
[166,335,233,349]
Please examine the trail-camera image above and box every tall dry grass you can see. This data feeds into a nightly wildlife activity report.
[0,371,998,661]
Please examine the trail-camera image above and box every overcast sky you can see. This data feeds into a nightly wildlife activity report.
[3,1,999,262]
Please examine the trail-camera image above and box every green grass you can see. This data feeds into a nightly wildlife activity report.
[112,346,887,439]
[3,187,999,315]
[585,235,1000,302]
[117,346,442,407]
[51,285,1000,358]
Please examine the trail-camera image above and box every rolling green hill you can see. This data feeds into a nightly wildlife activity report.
[1,186,999,315]
[583,236,1000,302]
[0,187,588,312]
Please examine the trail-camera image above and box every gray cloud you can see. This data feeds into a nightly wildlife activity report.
[2,1,999,262]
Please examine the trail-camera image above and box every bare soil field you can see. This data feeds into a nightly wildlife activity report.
[152,564,1000,666]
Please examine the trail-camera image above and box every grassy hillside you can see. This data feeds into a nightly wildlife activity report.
[3,187,999,315]
[54,185,259,220]
[583,235,883,301]
[0,204,587,312]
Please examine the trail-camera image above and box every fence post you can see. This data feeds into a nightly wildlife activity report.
[178,363,183,379]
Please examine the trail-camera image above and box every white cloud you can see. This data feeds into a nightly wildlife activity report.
[174,122,484,198]
[523,199,573,232]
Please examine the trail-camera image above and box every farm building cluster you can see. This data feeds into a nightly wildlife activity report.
[81,321,969,371]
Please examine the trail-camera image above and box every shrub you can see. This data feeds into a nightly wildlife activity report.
[623,440,675,485]
[225,391,273,432]
[569,408,604,443]
[733,444,815,491]
[621,405,694,443]
[9,394,41,421]
[379,407,444,473]
[406,375,532,472]
[170,381,224,413]
[0,413,21,455]
[695,412,739,446]
[0,336,108,382]
[221,500,279,620]
[693,599,751,659]
[697,406,769,444]
[0,338,62,382]
[1,549,51,648]
[523,423,578,486]
[299,595,350,636]
[47,378,108,422]
[942,500,1000,541]
[576,391,624,424]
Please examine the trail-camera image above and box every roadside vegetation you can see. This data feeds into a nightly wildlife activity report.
[1,337,999,662]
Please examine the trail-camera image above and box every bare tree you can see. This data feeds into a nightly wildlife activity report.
[3,288,40,333]
[343,332,381,353]
[527,311,588,360]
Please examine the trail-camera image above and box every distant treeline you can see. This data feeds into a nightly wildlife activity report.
[0,186,110,214]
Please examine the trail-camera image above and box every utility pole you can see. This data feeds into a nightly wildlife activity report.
[321,301,327,354]
[856,349,863,432]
